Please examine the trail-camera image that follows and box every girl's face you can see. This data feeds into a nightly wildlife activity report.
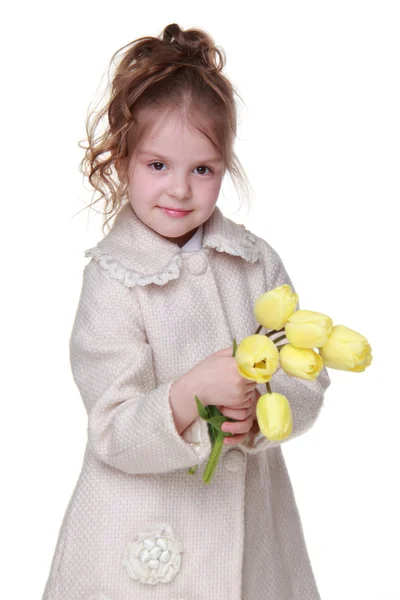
[126,111,225,247]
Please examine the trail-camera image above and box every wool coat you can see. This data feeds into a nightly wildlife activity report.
[42,202,331,600]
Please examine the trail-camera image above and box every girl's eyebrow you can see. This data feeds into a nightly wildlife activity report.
[138,149,223,164]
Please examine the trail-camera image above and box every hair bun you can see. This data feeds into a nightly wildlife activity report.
[162,23,224,71]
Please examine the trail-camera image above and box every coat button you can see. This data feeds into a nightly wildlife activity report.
[184,254,208,275]
[223,448,246,472]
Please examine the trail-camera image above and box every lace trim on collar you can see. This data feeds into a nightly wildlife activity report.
[205,228,259,263]
[84,248,183,287]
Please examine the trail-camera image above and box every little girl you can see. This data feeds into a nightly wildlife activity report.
[42,22,331,600]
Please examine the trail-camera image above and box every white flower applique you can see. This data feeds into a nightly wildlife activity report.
[123,522,183,585]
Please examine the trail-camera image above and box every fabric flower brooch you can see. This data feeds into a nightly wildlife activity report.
[123,522,183,585]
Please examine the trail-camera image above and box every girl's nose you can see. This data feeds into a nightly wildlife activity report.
[168,173,192,200]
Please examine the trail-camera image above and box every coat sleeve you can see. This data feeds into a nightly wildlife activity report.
[69,258,212,475]
[238,240,331,455]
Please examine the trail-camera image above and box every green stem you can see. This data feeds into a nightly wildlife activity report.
[203,431,225,484]
[266,381,272,393]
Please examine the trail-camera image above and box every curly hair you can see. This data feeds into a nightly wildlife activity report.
[78,23,251,234]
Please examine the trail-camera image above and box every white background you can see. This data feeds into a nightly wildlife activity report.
[2,2,399,599]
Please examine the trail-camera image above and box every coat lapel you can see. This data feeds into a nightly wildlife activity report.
[84,202,260,287]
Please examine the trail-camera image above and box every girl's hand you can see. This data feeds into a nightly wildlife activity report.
[189,346,259,409]
[217,388,261,445]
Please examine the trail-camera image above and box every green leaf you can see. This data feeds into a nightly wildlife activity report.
[207,421,216,445]
[208,404,220,418]
[207,415,228,431]
[203,431,225,484]
[232,337,237,357]
[195,396,210,420]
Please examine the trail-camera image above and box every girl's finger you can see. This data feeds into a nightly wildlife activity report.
[224,433,247,445]
[220,407,253,420]
[222,416,253,435]
[218,401,251,415]
[244,379,257,388]
[236,396,255,408]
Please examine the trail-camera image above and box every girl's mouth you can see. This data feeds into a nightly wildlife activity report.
[158,207,192,217]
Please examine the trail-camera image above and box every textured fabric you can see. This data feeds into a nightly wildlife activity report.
[177,223,204,447]
[42,202,331,600]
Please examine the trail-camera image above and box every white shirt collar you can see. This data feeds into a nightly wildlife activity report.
[181,223,203,252]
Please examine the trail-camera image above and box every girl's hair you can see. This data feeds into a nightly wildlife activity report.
[79,23,251,234]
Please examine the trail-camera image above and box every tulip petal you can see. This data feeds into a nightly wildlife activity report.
[285,310,333,348]
[236,334,280,383]
[254,285,298,331]
[320,325,373,372]
[280,345,323,380]
[256,392,293,441]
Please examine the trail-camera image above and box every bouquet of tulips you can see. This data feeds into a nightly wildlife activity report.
[190,284,372,484]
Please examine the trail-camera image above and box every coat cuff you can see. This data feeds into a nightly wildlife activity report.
[88,381,212,475]
[179,385,272,455]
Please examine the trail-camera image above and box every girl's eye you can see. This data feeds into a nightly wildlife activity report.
[195,166,212,175]
[149,162,212,175]
[149,162,166,171]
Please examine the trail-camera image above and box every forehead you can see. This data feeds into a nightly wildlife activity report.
[137,109,218,154]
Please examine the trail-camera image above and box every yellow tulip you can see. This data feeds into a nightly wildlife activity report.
[279,344,323,380]
[254,285,298,331]
[285,310,333,348]
[319,325,373,372]
[235,334,279,383]
[256,392,293,441]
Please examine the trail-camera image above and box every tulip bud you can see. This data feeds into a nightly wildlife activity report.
[285,310,333,348]
[235,334,280,383]
[319,325,373,372]
[279,344,323,380]
[254,285,298,331]
[256,392,293,441]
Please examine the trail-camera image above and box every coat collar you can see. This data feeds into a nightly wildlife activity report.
[84,202,260,287]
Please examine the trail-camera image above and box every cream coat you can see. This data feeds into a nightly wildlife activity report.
[42,202,331,600]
